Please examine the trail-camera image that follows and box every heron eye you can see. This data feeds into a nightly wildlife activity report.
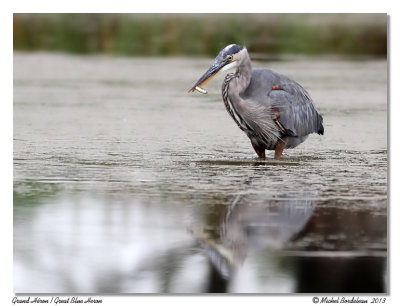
[227,55,233,61]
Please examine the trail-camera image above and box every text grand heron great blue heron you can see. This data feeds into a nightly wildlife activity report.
[189,44,324,159]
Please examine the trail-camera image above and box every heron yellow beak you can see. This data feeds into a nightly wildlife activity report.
[188,62,221,94]
[189,60,238,94]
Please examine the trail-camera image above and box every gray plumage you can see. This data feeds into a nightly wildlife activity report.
[189,44,324,159]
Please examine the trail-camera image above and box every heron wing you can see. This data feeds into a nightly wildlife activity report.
[241,68,323,140]
[267,79,324,137]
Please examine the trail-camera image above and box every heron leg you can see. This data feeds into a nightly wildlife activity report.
[274,138,286,160]
[250,139,265,159]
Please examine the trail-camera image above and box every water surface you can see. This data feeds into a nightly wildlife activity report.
[13,53,387,293]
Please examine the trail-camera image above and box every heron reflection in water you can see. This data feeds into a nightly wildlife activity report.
[192,195,316,279]
[189,44,324,159]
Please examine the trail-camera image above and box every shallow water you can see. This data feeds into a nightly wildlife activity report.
[13,52,387,293]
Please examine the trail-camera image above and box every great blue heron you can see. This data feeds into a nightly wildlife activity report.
[189,44,324,159]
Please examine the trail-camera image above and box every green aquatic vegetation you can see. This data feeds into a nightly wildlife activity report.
[13,13,387,57]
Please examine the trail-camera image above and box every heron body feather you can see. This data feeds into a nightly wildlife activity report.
[223,52,324,151]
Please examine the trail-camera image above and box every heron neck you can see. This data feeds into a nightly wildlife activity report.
[234,53,252,94]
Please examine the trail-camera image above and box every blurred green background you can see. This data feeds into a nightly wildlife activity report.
[13,13,387,57]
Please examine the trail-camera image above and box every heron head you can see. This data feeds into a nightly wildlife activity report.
[189,44,245,93]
